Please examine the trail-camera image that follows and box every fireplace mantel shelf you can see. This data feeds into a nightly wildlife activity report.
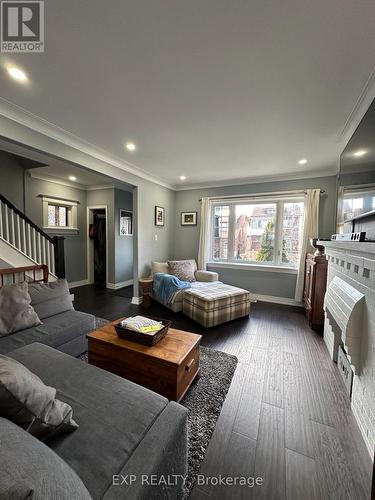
[318,240,375,254]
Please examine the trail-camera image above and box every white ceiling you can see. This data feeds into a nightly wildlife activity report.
[0,0,375,189]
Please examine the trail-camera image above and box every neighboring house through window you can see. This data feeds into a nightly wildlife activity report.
[211,198,304,267]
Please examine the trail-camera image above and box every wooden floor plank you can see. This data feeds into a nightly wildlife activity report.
[285,448,322,500]
[263,349,283,408]
[254,403,286,500]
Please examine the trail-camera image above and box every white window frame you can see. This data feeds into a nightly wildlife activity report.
[41,195,79,234]
[209,196,304,270]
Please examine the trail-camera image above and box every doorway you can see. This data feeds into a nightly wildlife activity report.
[87,206,108,286]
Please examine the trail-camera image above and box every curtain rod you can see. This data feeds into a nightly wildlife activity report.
[198,189,325,202]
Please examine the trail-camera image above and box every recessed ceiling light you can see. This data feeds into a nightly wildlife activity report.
[298,159,308,165]
[69,176,77,181]
[353,150,367,157]
[7,65,28,83]
[125,142,136,152]
[179,175,186,181]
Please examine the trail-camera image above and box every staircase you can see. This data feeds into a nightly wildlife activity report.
[0,194,65,279]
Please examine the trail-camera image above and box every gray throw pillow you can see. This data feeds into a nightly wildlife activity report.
[28,279,74,320]
[0,282,41,337]
[168,260,197,282]
[0,417,92,500]
[0,354,78,441]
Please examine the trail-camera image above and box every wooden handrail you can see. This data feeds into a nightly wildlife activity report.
[0,264,49,286]
[0,193,54,244]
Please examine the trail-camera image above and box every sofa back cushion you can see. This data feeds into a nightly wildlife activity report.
[168,260,197,282]
[28,279,74,320]
[0,417,92,500]
[151,261,169,276]
[0,282,41,337]
[0,354,78,441]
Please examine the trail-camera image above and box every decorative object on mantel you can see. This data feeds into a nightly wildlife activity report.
[154,206,165,226]
[303,253,327,334]
[181,211,197,226]
[331,231,366,242]
[310,237,325,256]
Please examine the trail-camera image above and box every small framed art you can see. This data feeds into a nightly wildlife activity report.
[155,206,165,226]
[120,209,133,235]
[181,211,197,226]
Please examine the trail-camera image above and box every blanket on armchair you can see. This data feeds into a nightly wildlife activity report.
[153,273,191,305]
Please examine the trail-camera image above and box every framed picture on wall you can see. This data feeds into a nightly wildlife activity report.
[181,211,197,226]
[155,206,165,226]
[120,209,133,235]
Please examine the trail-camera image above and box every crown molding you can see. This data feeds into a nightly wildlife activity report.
[29,171,117,192]
[0,97,174,190]
[174,166,338,191]
[339,65,375,148]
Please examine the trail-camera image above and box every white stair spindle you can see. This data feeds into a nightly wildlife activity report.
[27,224,31,258]
[16,215,21,250]
[11,210,15,245]
[51,243,55,274]
[47,241,51,272]
[0,201,3,238]
[22,219,26,254]
[37,232,41,263]
[32,228,37,261]
[5,206,9,241]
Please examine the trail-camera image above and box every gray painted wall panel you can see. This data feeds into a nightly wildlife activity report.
[114,189,133,283]
[0,151,25,210]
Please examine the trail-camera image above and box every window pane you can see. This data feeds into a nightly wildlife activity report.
[48,205,56,226]
[234,203,276,262]
[282,202,304,266]
[58,206,67,227]
[212,205,229,260]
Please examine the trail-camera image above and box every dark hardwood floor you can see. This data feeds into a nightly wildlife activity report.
[72,285,373,500]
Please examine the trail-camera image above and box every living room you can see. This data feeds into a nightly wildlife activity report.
[0,1,375,499]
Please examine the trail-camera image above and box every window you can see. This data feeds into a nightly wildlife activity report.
[211,198,304,268]
[41,196,79,232]
[48,204,68,227]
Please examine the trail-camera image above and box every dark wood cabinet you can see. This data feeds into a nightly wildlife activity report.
[304,253,328,334]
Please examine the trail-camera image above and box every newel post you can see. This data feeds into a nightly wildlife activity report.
[53,236,66,278]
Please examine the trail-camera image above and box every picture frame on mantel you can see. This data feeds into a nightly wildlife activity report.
[181,211,197,226]
[155,206,165,226]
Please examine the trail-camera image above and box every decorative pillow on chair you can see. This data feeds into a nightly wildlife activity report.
[0,354,78,441]
[151,261,169,276]
[0,282,41,337]
[28,278,74,320]
[168,260,197,282]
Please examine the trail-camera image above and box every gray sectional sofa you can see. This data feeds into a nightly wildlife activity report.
[2,343,188,499]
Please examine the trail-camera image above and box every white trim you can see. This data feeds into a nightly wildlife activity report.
[0,97,174,190]
[174,168,338,191]
[44,227,79,234]
[131,296,143,305]
[69,279,89,289]
[251,293,303,307]
[30,171,116,192]
[207,261,298,274]
[86,205,109,286]
[106,279,134,290]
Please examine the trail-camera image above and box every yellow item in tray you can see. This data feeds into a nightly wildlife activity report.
[139,324,163,334]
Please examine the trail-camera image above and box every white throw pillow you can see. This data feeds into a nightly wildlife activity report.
[151,261,169,276]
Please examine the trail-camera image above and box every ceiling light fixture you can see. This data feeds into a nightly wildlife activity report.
[7,65,28,83]
[298,159,308,165]
[353,150,367,157]
[179,175,186,181]
[69,176,77,181]
[125,142,136,152]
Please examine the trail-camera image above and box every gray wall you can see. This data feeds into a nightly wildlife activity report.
[0,151,25,210]
[0,258,9,269]
[25,174,87,283]
[174,176,338,299]
[114,189,133,283]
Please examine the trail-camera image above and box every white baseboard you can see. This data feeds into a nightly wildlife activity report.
[69,279,89,289]
[106,280,134,290]
[251,293,304,307]
[131,296,143,305]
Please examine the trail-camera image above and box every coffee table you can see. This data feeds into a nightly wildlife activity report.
[87,318,202,402]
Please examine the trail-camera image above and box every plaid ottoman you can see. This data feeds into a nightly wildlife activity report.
[182,283,250,328]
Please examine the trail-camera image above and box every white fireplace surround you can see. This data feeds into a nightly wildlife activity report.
[324,276,365,373]
[319,240,375,457]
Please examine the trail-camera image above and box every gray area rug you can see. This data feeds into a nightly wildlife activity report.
[84,317,238,497]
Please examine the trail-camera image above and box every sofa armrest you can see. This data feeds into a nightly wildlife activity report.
[195,270,219,282]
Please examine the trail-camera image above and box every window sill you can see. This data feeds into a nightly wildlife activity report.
[44,227,80,235]
[207,261,298,274]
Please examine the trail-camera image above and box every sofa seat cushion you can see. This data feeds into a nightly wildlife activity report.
[0,416,92,500]
[0,310,95,355]
[8,343,170,500]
